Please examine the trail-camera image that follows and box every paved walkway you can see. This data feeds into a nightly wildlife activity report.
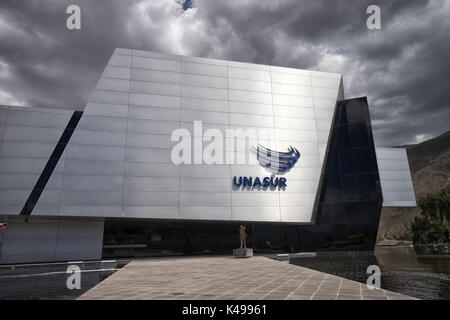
[79,256,415,300]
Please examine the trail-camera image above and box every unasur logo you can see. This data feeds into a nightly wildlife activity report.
[252,145,300,173]
[232,145,300,189]
[168,121,301,189]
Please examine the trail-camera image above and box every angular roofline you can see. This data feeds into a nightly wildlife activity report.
[113,47,343,79]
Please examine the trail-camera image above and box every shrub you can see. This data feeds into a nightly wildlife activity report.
[411,187,450,245]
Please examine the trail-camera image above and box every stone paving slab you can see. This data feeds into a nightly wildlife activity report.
[78,256,416,300]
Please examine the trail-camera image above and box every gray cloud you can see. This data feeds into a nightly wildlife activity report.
[0,0,448,146]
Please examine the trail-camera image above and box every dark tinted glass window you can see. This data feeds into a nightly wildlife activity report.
[325,176,342,202]
[327,151,340,177]
[337,149,354,174]
[345,203,360,224]
[349,124,369,147]
[341,175,358,200]
[335,126,350,149]
[359,202,381,224]
[353,148,376,173]
[307,97,382,252]
[332,224,348,242]
[317,204,331,225]
[356,174,378,200]
[338,104,348,125]
[330,203,346,224]
[345,98,368,125]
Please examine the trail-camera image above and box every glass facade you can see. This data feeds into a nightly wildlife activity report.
[102,97,383,258]
[293,97,383,252]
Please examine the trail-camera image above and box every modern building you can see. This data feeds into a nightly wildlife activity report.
[0,48,416,264]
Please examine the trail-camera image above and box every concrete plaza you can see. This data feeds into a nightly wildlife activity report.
[79,256,415,300]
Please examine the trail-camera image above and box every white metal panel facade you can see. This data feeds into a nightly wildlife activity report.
[32,48,344,223]
[376,147,416,207]
[0,216,104,264]
[0,106,72,216]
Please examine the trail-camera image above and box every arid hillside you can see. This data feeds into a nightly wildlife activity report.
[377,130,450,240]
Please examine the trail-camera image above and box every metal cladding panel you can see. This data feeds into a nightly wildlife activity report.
[376,147,417,207]
[0,216,104,264]
[0,106,72,215]
[29,49,345,223]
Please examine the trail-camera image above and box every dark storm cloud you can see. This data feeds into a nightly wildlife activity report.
[0,0,448,146]
[0,0,142,108]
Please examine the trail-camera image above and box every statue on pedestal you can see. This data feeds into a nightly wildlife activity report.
[239,225,247,249]
[233,225,253,257]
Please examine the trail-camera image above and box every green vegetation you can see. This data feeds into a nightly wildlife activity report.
[411,186,450,245]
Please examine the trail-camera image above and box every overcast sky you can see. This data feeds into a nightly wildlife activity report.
[0,0,448,146]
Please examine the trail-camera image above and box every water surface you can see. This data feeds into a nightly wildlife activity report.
[0,261,121,300]
[290,246,450,300]
[376,246,450,300]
